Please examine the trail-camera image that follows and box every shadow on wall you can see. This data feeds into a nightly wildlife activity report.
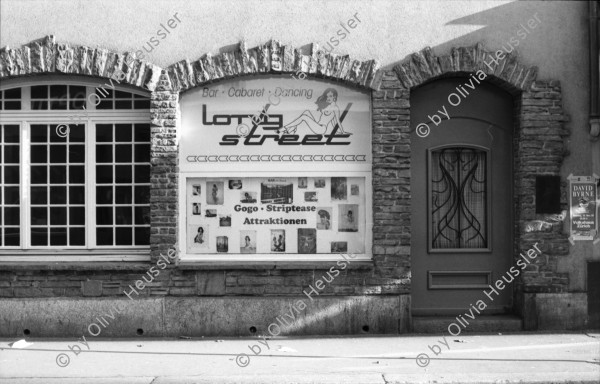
[383,1,584,74]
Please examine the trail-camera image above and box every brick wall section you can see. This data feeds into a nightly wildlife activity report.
[371,71,412,283]
[516,80,570,294]
[150,70,179,264]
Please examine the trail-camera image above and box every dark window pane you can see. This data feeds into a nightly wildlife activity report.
[134,227,150,245]
[4,207,19,225]
[115,91,130,98]
[50,100,68,110]
[4,146,19,163]
[69,207,85,225]
[96,207,113,225]
[4,227,20,246]
[4,125,19,143]
[69,186,85,205]
[4,88,21,99]
[31,186,47,205]
[135,206,150,224]
[31,207,47,225]
[69,125,85,142]
[50,227,67,246]
[49,146,66,163]
[69,145,85,163]
[69,99,85,109]
[31,100,48,110]
[134,124,150,142]
[31,125,48,143]
[31,145,47,163]
[134,165,149,183]
[134,186,149,204]
[4,101,21,110]
[115,207,132,225]
[134,144,150,163]
[96,145,113,163]
[116,227,132,245]
[50,85,68,99]
[49,166,67,183]
[96,165,112,184]
[115,100,132,109]
[31,228,48,246]
[50,186,67,204]
[4,187,19,204]
[115,145,132,163]
[70,228,85,246]
[50,126,67,142]
[96,124,112,142]
[31,86,48,98]
[50,207,67,225]
[69,166,84,183]
[133,99,151,109]
[96,227,113,245]
[115,186,132,204]
[31,166,47,184]
[99,89,114,98]
[96,186,113,204]
[115,166,132,183]
[69,86,86,99]
[4,166,19,184]
[97,100,112,109]
[115,124,132,142]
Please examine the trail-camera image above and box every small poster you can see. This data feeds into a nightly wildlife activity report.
[298,228,317,253]
[206,181,224,205]
[271,229,286,252]
[339,204,359,232]
[240,230,257,253]
[217,236,229,253]
[568,175,598,243]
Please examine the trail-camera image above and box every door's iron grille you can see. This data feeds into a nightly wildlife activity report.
[431,147,487,249]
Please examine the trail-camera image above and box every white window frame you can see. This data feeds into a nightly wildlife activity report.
[0,77,151,261]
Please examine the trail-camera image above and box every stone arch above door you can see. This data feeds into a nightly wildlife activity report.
[393,42,539,92]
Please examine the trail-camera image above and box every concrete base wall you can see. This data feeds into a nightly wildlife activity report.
[0,295,409,337]
[522,293,588,330]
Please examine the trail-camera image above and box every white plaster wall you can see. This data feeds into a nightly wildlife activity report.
[0,0,595,289]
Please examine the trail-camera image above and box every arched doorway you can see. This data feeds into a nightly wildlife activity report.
[410,77,515,316]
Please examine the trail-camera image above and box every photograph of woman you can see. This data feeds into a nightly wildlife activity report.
[240,231,257,254]
[206,181,224,205]
[187,225,209,252]
[194,226,205,244]
[317,208,331,230]
[279,88,350,135]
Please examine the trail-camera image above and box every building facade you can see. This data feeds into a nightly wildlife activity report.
[0,0,598,337]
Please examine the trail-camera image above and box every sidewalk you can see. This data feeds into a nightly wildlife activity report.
[0,332,599,384]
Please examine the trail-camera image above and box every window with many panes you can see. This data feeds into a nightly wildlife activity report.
[0,79,151,256]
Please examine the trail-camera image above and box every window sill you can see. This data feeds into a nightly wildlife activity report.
[0,249,150,263]
[0,261,152,271]
[177,260,375,270]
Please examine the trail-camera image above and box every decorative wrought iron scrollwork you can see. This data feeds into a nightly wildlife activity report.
[431,148,487,249]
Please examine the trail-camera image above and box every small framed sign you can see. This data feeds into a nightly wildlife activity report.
[568,174,599,243]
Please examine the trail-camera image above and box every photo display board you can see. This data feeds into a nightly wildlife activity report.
[186,176,366,254]
[179,76,372,259]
